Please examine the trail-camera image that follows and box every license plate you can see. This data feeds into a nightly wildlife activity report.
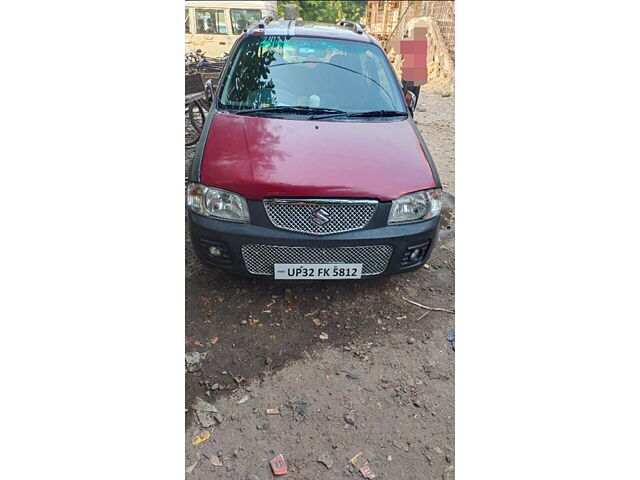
[274,263,363,279]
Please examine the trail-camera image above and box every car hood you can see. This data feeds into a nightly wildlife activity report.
[199,112,436,201]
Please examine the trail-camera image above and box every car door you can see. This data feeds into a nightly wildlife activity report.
[185,8,195,53]
[191,7,233,58]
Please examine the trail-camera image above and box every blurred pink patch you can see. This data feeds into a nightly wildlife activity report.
[389,26,429,84]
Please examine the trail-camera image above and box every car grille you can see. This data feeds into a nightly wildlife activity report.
[241,244,394,276]
[263,199,378,235]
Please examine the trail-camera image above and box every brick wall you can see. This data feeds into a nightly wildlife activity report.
[424,1,455,63]
[365,1,455,65]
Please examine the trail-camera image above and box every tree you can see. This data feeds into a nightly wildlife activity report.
[277,1,367,24]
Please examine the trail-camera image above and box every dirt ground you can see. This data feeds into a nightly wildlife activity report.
[185,89,455,480]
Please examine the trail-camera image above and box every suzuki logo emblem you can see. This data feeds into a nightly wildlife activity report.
[311,207,331,225]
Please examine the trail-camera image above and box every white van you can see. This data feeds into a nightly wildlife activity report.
[185,1,278,58]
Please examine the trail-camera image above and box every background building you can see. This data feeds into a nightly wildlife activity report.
[364,1,455,92]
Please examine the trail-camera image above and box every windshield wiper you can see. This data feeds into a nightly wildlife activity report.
[310,110,408,120]
[235,106,346,116]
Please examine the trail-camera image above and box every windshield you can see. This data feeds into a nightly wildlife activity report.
[218,36,405,114]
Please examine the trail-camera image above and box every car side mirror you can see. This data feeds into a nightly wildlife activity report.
[404,90,417,114]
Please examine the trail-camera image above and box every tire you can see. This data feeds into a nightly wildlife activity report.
[197,96,211,112]
[185,101,206,147]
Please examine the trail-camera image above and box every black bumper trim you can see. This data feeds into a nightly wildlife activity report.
[188,210,440,278]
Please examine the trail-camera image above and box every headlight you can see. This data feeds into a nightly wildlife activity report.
[388,189,441,224]
[187,183,250,223]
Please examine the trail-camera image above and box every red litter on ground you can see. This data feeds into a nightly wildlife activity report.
[360,464,376,479]
[270,454,287,475]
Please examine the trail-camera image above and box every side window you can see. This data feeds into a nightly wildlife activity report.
[185,9,190,34]
[230,9,261,35]
[195,9,228,34]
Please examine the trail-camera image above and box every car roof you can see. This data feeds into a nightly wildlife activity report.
[246,20,377,45]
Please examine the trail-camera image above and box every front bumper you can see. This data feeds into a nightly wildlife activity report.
[188,205,440,278]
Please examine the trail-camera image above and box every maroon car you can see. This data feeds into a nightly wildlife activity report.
[187,19,441,279]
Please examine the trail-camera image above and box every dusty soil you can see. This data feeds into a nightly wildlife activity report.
[185,90,455,479]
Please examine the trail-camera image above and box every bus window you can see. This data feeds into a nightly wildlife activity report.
[185,9,190,33]
[195,9,228,34]
[230,9,261,35]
